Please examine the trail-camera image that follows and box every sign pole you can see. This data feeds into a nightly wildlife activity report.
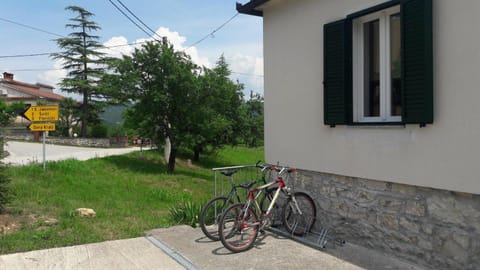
[43,131,46,171]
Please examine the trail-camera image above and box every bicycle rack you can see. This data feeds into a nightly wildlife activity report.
[211,165,346,250]
[267,215,345,250]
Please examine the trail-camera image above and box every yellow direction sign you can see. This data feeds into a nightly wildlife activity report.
[21,105,59,121]
[28,123,56,131]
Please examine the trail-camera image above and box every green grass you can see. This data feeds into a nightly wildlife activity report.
[0,146,263,254]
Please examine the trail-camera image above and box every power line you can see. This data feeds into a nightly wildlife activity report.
[4,67,264,78]
[115,0,163,41]
[185,13,239,50]
[0,17,64,38]
[0,40,151,59]
[107,0,160,42]
[231,71,264,78]
[0,52,52,59]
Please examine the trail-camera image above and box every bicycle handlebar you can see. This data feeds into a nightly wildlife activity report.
[255,162,296,174]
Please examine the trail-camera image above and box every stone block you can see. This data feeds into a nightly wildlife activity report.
[440,238,469,266]
[399,217,421,233]
[378,213,399,230]
[391,183,419,196]
[405,200,426,217]
[358,178,391,192]
[379,198,405,212]
[427,195,467,226]
[75,208,96,217]
[422,223,434,235]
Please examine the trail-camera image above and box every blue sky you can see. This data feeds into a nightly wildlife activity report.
[0,0,263,98]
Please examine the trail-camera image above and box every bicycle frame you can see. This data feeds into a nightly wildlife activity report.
[241,167,301,227]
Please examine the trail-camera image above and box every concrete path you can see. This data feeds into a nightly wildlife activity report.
[3,141,139,166]
[0,226,428,270]
[0,238,183,270]
[147,225,427,270]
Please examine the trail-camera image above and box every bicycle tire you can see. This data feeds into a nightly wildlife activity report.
[282,192,316,236]
[219,203,259,253]
[199,196,232,241]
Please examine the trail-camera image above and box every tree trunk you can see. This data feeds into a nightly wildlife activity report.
[80,23,88,138]
[193,145,202,162]
[167,147,177,173]
[80,93,88,137]
[164,137,171,163]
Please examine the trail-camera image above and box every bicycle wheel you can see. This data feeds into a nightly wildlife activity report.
[282,192,316,236]
[200,196,232,241]
[219,203,259,253]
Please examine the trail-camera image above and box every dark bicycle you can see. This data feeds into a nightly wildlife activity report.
[200,163,274,241]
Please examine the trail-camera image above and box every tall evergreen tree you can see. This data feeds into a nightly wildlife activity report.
[52,6,107,137]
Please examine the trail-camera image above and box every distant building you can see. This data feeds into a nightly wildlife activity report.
[0,72,64,124]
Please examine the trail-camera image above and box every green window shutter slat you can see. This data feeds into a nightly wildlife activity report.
[323,19,352,126]
[401,0,433,125]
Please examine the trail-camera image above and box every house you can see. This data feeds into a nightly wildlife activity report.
[237,0,479,269]
[0,72,63,124]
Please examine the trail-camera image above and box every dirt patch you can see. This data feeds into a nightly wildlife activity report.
[0,212,59,235]
[0,214,22,235]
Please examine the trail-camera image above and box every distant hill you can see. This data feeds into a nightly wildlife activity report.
[100,105,129,125]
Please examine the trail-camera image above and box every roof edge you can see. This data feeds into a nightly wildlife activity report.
[236,0,270,17]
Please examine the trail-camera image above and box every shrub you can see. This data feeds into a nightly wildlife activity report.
[90,124,108,138]
[168,200,203,228]
[0,163,13,213]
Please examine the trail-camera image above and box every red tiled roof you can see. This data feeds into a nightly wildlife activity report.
[1,79,63,101]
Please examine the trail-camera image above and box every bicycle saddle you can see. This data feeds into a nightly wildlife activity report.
[239,180,257,189]
[220,169,237,177]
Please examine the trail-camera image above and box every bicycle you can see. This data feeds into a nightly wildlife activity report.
[200,164,274,241]
[218,165,317,253]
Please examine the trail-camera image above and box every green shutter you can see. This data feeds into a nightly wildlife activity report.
[401,0,433,125]
[323,19,352,126]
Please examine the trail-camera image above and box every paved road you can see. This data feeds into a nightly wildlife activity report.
[3,141,139,166]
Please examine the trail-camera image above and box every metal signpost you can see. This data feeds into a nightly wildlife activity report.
[20,105,59,171]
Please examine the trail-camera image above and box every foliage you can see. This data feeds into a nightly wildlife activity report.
[191,55,245,161]
[0,163,12,213]
[241,92,264,147]
[1,146,263,254]
[105,40,198,173]
[89,123,108,138]
[168,200,203,228]
[54,97,80,137]
[0,100,24,127]
[51,6,109,137]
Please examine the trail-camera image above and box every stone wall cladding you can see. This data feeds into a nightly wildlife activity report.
[292,169,480,270]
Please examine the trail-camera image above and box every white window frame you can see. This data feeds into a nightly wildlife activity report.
[352,5,401,123]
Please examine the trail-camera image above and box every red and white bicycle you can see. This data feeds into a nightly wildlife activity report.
[218,165,317,252]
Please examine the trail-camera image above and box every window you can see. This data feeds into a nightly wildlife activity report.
[323,0,433,127]
[353,6,401,123]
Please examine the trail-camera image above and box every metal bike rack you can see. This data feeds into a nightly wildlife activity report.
[267,216,345,250]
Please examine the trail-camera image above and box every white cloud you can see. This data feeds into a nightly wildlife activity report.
[39,26,263,98]
[38,60,66,89]
[99,36,133,58]
[228,54,264,96]
[122,27,212,68]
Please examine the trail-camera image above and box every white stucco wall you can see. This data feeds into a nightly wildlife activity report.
[262,0,480,194]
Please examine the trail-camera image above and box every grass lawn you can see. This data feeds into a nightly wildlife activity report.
[0,146,264,254]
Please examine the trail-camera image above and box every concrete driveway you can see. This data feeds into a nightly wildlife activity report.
[0,226,426,270]
[2,141,139,166]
